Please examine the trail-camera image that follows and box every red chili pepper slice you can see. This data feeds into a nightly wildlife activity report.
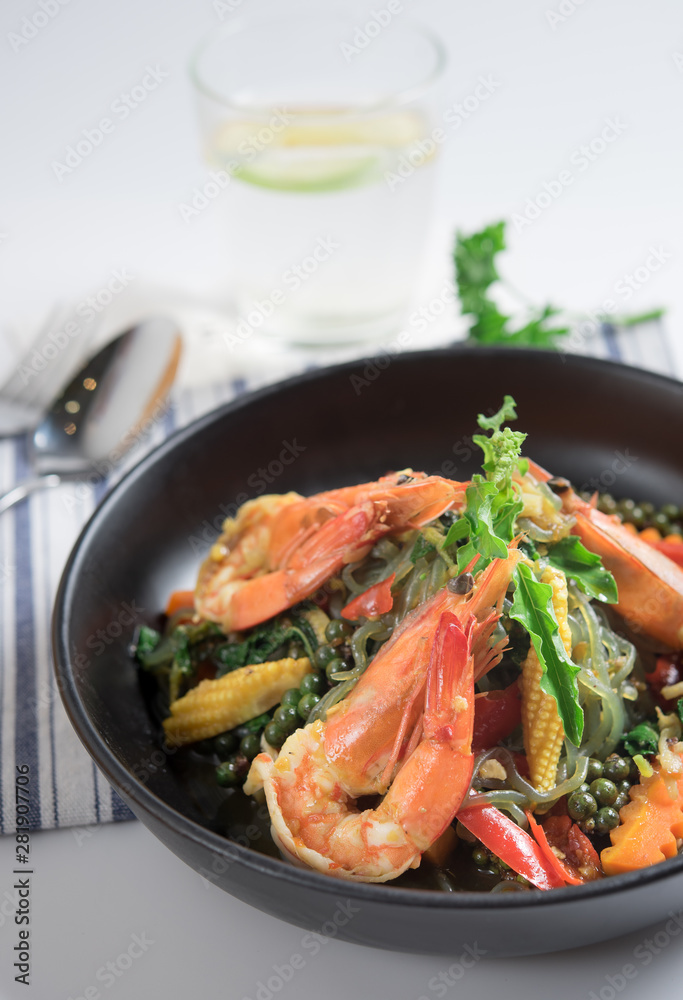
[341,573,395,620]
[472,681,521,752]
[525,812,583,885]
[645,654,682,709]
[652,540,683,569]
[456,800,565,890]
[527,812,602,884]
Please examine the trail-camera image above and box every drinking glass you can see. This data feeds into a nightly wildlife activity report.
[190,12,446,345]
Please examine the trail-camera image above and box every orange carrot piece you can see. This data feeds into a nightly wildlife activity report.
[639,526,662,543]
[165,589,196,617]
[601,756,683,876]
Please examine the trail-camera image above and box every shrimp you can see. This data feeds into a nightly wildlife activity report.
[195,471,468,632]
[245,550,520,882]
[525,460,683,649]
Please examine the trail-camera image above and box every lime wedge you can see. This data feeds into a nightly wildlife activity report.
[234,151,384,192]
[208,109,428,192]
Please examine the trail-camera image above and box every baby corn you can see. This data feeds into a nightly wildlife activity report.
[521,566,573,793]
[163,656,313,746]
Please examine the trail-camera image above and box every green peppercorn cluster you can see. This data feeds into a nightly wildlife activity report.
[584,493,683,537]
[208,617,355,788]
[567,755,637,836]
[471,844,530,886]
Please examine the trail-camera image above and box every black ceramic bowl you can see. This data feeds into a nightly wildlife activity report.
[53,347,683,957]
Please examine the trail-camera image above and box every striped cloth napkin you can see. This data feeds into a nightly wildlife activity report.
[0,321,677,835]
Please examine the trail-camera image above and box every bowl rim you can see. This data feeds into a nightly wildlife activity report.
[53,344,683,910]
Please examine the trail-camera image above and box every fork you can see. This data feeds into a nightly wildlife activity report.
[0,304,99,436]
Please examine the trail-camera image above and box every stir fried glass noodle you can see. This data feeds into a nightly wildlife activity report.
[136,397,683,890]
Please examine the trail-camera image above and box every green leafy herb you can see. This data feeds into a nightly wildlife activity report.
[456,396,525,572]
[169,630,194,703]
[454,222,568,347]
[442,516,469,549]
[519,538,539,562]
[240,712,271,734]
[623,721,659,757]
[135,626,161,658]
[453,221,665,349]
[411,533,436,564]
[216,616,318,678]
[546,536,618,604]
[678,699,683,726]
[510,562,583,745]
[136,621,223,673]
[473,396,527,489]
[609,308,665,328]
[457,480,513,572]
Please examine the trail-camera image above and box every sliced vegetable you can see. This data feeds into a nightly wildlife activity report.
[510,562,583,746]
[601,756,683,875]
[456,800,565,890]
[472,681,521,752]
[341,573,396,620]
[526,812,601,884]
[520,564,572,792]
[645,655,682,709]
[163,656,313,746]
[165,589,196,617]
[651,540,683,569]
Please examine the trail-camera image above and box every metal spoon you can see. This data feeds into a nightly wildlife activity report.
[0,317,182,514]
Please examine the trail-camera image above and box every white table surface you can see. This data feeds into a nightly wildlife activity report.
[2,0,683,997]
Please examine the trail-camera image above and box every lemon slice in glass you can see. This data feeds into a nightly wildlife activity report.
[209,110,428,193]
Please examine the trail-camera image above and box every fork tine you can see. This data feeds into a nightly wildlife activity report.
[0,305,99,412]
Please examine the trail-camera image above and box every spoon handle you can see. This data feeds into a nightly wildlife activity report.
[0,474,62,515]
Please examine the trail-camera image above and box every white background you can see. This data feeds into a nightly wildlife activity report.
[1,0,683,997]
